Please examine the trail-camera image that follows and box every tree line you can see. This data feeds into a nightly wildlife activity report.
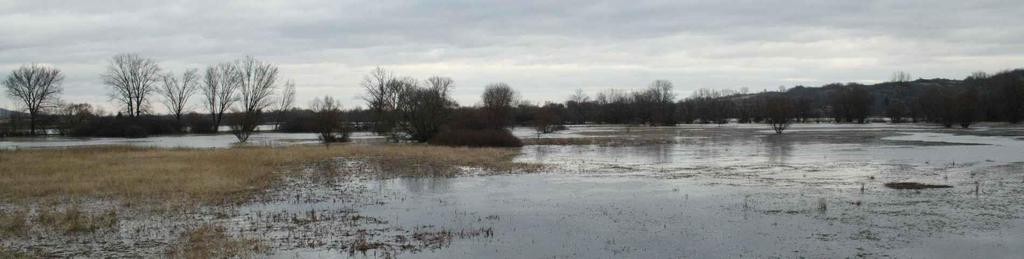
[4,60,1024,144]
[530,70,1024,133]
[2,54,291,142]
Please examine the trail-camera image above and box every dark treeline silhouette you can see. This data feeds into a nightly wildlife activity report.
[513,70,1024,132]
[356,67,522,146]
[4,64,1023,140]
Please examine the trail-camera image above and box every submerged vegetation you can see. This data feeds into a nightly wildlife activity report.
[166,225,267,259]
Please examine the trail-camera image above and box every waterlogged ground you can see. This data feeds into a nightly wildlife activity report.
[330,124,1024,258]
[3,123,1024,258]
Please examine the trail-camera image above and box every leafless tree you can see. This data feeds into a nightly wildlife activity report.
[646,80,677,125]
[886,71,913,123]
[201,62,240,132]
[310,95,349,144]
[566,89,590,124]
[275,80,296,130]
[482,82,517,129]
[398,76,455,142]
[54,101,93,136]
[231,56,279,143]
[159,69,199,123]
[3,64,64,135]
[362,67,398,135]
[891,71,912,84]
[102,53,161,117]
[968,71,989,81]
[765,95,795,134]
[533,103,561,135]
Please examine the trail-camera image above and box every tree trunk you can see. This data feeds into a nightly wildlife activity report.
[29,114,36,136]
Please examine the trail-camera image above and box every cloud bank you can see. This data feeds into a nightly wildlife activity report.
[2,0,1023,111]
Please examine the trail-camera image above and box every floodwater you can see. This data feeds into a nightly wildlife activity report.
[257,124,1024,258]
[5,123,1024,258]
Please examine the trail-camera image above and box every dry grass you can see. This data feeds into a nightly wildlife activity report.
[0,144,533,206]
[34,206,118,235]
[0,246,35,259]
[166,225,266,259]
[0,209,28,237]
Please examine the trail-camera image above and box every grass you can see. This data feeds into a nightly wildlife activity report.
[34,206,118,235]
[0,144,534,206]
[0,209,28,237]
[0,246,35,259]
[166,225,266,259]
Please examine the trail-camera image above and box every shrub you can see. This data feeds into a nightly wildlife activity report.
[428,128,522,147]
[277,110,316,133]
[70,116,182,138]
[187,115,217,134]
[122,125,149,138]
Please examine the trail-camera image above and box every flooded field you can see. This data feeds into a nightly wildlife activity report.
[2,124,1023,258]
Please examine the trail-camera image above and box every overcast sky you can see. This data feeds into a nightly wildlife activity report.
[2,0,1023,112]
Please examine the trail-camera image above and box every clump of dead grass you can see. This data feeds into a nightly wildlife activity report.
[166,225,266,259]
[0,246,34,259]
[34,206,118,235]
[0,208,29,237]
[0,144,534,206]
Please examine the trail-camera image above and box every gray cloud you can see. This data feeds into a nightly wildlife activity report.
[2,0,1023,111]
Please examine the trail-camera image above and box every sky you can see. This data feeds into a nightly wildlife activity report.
[2,0,1023,113]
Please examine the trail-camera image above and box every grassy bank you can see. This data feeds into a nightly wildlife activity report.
[0,144,534,206]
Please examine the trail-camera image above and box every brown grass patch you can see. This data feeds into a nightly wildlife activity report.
[0,144,534,206]
[34,206,118,235]
[0,209,29,237]
[166,225,266,259]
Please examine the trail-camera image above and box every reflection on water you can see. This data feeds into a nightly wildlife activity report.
[373,177,453,195]
[764,135,794,165]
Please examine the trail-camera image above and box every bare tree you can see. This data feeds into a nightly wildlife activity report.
[765,95,795,134]
[646,80,677,125]
[231,56,279,143]
[362,67,397,135]
[891,71,912,84]
[3,64,64,135]
[159,69,199,124]
[54,101,93,136]
[201,63,240,132]
[398,76,455,142]
[886,71,913,123]
[566,89,590,124]
[310,95,349,144]
[482,82,517,129]
[102,53,161,117]
[275,80,296,130]
[533,103,561,135]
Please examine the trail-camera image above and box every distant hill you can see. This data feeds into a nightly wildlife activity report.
[0,108,14,118]
[722,69,1024,121]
